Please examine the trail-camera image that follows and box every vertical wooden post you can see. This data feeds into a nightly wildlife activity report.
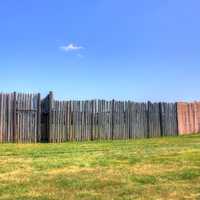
[159,102,163,137]
[13,92,16,143]
[48,91,53,142]
[175,102,179,136]
[147,101,150,138]
[90,100,94,141]
[111,99,115,140]
[37,93,41,142]
[128,101,131,139]
[6,94,9,142]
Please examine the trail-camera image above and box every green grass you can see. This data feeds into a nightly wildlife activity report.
[0,135,200,200]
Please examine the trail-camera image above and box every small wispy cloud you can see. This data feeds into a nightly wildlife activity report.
[60,43,83,52]
[77,53,84,58]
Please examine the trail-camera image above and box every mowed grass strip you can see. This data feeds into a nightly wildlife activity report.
[0,135,200,200]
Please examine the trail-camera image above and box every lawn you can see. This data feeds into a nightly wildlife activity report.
[0,135,200,200]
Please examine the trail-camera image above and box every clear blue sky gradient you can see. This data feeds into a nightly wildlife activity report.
[0,0,200,101]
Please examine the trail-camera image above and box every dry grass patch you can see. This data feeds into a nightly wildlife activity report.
[131,163,180,176]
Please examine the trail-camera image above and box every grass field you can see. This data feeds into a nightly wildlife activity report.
[0,135,200,200]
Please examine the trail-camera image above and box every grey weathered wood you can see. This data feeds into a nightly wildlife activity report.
[48,91,53,142]
[13,92,16,142]
[37,93,41,142]
[0,91,182,143]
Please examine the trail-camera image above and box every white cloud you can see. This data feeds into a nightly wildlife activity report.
[77,53,84,58]
[60,43,83,52]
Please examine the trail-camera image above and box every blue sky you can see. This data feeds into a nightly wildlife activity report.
[0,0,200,101]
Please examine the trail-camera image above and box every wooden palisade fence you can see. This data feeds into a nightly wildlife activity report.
[0,91,199,143]
[43,92,178,142]
[0,92,41,143]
